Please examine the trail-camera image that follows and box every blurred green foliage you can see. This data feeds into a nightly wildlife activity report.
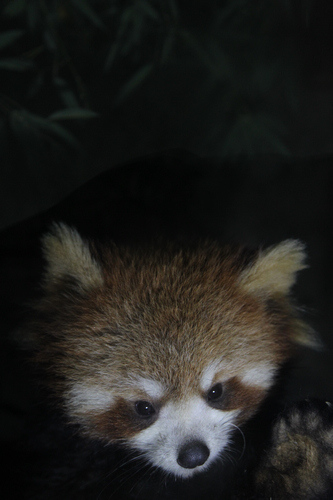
[0,0,313,155]
[0,0,315,227]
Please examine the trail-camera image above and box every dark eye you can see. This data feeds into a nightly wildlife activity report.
[207,383,223,402]
[135,400,156,418]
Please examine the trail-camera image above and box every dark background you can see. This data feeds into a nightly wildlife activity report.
[1,0,333,460]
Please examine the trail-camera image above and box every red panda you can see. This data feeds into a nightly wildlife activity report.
[22,223,314,497]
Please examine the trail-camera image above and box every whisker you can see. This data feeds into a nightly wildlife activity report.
[95,449,150,499]
[229,423,247,460]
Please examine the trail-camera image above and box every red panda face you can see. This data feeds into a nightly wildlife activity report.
[26,223,312,478]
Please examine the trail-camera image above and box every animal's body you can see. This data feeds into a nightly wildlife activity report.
[20,223,314,498]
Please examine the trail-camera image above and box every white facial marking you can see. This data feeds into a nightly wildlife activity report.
[201,360,277,392]
[130,396,239,478]
[200,361,223,392]
[134,377,166,400]
[66,383,115,414]
[241,363,276,389]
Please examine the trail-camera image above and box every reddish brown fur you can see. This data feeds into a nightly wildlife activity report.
[91,399,157,441]
[24,227,309,446]
[222,377,267,424]
[32,246,292,382]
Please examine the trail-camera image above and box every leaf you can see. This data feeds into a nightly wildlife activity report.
[3,0,27,18]
[49,108,98,121]
[104,43,119,70]
[221,113,290,156]
[180,30,229,80]
[160,30,175,65]
[115,63,153,105]
[117,8,133,41]
[26,112,79,148]
[216,0,248,25]
[27,72,44,99]
[43,30,57,53]
[0,30,24,50]
[0,58,33,71]
[168,0,179,20]
[54,77,80,108]
[11,110,79,148]
[26,0,41,32]
[71,0,105,30]
[137,0,159,21]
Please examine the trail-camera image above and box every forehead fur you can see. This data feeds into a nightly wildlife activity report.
[34,224,311,397]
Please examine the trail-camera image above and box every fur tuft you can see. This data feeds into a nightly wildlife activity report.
[42,222,104,292]
[238,240,317,347]
[239,239,306,297]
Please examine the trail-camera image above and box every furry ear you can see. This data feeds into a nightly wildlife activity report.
[42,223,104,291]
[239,240,307,296]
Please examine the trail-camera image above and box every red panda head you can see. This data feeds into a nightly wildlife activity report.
[26,223,313,478]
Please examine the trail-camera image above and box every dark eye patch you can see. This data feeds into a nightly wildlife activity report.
[206,377,266,423]
[89,397,159,440]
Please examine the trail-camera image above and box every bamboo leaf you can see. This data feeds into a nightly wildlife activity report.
[0,58,33,71]
[54,78,80,108]
[117,8,133,41]
[71,0,105,30]
[27,113,79,147]
[180,30,229,80]
[27,72,44,99]
[222,113,289,156]
[104,43,119,70]
[168,0,179,20]
[160,31,175,65]
[26,0,41,32]
[115,63,153,104]
[49,108,98,121]
[0,30,24,50]
[11,110,79,148]
[216,0,248,24]
[137,0,159,21]
[3,0,27,18]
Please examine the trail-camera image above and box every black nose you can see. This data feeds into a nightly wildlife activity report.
[177,440,210,469]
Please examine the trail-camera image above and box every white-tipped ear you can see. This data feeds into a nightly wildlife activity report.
[239,240,306,296]
[42,223,104,291]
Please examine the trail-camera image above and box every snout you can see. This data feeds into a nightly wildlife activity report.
[177,440,210,469]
